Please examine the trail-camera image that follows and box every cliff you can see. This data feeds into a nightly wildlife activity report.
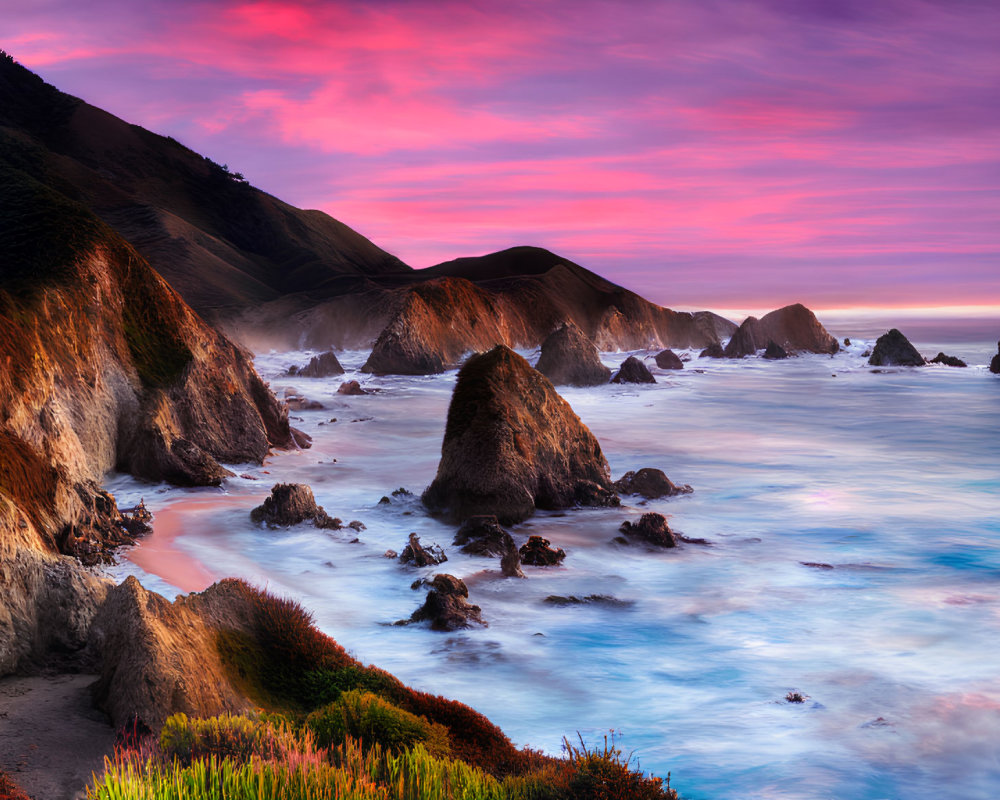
[0,158,292,673]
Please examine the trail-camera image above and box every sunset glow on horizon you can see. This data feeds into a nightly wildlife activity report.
[6,0,999,312]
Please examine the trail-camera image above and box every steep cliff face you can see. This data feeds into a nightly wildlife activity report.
[0,163,292,673]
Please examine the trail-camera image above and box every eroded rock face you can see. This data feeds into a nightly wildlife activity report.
[399,533,448,567]
[407,574,486,631]
[611,356,656,384]
[613,469,693,499]
[422,346,619,524]
[725,304,839,358]
[292,351,345,378]
[57,486,152,566]
[250,484,340,529]
[929,352,967,368]
[519,535,566,566]
[618,513,676,548]
[535,322,611,386]
[869,329,925,367]
[654,349,684,370]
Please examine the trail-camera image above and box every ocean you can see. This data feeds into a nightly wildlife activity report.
[104,320,1000,800]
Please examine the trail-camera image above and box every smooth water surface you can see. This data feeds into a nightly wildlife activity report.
[105,329,1000,800]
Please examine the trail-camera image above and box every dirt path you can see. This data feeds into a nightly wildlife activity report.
[0,674,116,800]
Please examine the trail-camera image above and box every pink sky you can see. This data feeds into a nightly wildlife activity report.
[6,0,999,312]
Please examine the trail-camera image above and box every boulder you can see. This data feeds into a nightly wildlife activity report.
[500,544,525,578]
[618,513,676,548]
[653,349,684,370]
[762,340,789,360]
[250,483,341,529]
[534,321,611,386]
[519,535,566,566]
[407,574,486,631]
[929,352,967,368]
[613,468,693,499]
[869,329,925,367]
[294,351,345,378]
[337,380,368,395]
[399,533,448,567]
[725,304,838,357]
[991,342,1000,374]
[699,343,725,358]
[453,515,514,557]
[611,356,656,384]
[422,345,619,524]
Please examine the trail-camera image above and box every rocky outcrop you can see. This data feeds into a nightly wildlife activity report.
[406,574,486,631]
[762,341,789,360]
[290,351,345,378]
[422,346,619,524]
[618,513,676,548]
[611,356,656,384]
[725,304,838,358]
[519,535,566,566]
[699,343,725,359]
[654,349,684,370]
[613,469,693,499]
[991,342,1000,374]
[453,516,514,557]
[535,322,611,386]
[869,329,925,366]
[250,484,341,529]
[399,533,448,567]
[929,353,967,367]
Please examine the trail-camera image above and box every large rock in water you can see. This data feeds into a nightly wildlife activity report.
[613,468,692,498]
[407,574,486,631]
[422,345,619,524]
[725,304,839,358]
[611,356,656,384]
[292,351,345,378]
[535,321,611,386]
[654,349,684,369]
[250,484,340,529]
[991,342,1000,374]
[869,329,925,366]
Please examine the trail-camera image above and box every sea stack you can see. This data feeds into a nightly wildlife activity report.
[869,329,925,367]
[611,356,656,384]
[422,345,619,524]
[534,321,611,386]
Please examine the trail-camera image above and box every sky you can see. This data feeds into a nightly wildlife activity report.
[4,0,999,313]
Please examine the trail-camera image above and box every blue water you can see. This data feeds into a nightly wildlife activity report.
[105,325,1000,800]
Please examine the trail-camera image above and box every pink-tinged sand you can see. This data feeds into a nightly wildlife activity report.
[127,494,265,593]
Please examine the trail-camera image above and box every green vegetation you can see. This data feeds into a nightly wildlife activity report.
[89,713,676,800]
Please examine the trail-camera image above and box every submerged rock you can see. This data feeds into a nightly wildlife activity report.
[250,484,341,529]
[519,535,566,566]
[406,574,486,631]
[869,329,925,367]
[422,345,619,524]
[929,352,967,368]
[544,594,633,608]
[337,380,368,395]
[611,356,656,384]
[613,468,692,499]
[292,351,345,378]
[399,533,448,567]
[762,340,789,360]
[654,349,684,370]
[618,513,676,548]
[535,321,611,386]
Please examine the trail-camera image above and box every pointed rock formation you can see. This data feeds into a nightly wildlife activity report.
[869,329,925,367]
[291,351,345,378]
[422,346,619,524]
[535,321,611,386]
[611,356,656,384]
[654,349,684,370]
[725,304,838,358]
[990,342,1000,374]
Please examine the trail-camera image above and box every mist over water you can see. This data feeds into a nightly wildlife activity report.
[105,325,1000,800]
